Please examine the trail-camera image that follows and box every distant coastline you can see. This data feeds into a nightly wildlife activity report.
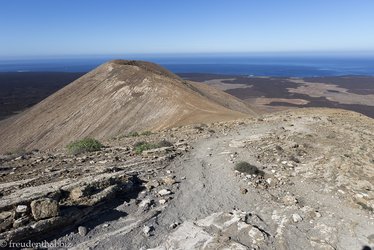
[1,56,374,77]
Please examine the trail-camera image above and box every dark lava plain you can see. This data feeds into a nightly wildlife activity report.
[181,73,374,118]
[0,72,373,121]
[0,72,84,120]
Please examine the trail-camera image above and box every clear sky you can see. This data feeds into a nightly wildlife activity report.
[1,0,374,58]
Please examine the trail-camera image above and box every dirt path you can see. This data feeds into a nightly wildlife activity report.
[145,117,374,250]
[157,123,270,222]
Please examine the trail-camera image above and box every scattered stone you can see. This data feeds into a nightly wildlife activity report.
[266,178,272,185]
[159,199,167,205]
[138,199,152,209]
[0,211,14,231]
[16,205,28,213]
[240,188,248,194]
[143,225,153,237]
[14,156,24,161]
[69,186,92,201]
[143,147,173,156]
[169,222,179,229]
[248,227,265,242]
[175,141,187,147]
[138,190,147,199]
[162,176,176,186]
[145,180,160,190]
[13,216,30,228]
[229,140,246,148]
[158,189,171,196]
[292,214,303,223]
[282,195,298,206]
[176,146,188,152]
[30,198,59,220]
[78,226,88,236]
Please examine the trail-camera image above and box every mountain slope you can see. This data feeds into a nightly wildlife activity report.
[0,60,255,152]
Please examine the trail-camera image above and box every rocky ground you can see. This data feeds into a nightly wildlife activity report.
[0,108,373,249]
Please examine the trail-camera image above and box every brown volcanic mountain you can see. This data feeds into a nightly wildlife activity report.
[0,60,255,152]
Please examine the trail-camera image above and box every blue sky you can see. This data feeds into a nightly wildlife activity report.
[1,0,374,58]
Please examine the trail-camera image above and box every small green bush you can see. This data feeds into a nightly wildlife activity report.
[133,141,158,154]
[67,138,103,155]
[234,161,264,176]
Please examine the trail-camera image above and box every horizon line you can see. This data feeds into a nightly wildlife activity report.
[2,50,374,61]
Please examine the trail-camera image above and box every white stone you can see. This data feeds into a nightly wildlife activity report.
[248,227,265,242]
[143,225,153,236]
[169,222,179,229]
[292,214,303,223]
[138,199,152,208]
[78,226,87,236]
[158,189,171,196]
[16,205,28,213]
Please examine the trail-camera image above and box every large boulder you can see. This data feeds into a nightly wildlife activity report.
[0,211,14,232]
[30,198,59,221]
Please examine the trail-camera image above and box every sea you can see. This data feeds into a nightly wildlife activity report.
[1,55,374,77]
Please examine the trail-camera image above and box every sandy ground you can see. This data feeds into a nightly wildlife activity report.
[254,97,310,105]
[288,79,374,106]
[203,78,251,90]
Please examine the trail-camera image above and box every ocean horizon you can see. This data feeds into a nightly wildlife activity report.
[1,55,374,77]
